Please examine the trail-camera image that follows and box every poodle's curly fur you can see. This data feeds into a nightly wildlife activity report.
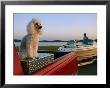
[20,18,42,59]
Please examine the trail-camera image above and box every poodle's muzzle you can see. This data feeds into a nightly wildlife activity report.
[34,23,42,29]
[38,25,42,29]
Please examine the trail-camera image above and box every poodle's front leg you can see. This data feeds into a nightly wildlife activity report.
[33,41,39,59]
[26,36,34,59]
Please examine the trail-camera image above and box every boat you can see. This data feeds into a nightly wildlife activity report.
[58,41,97,65]
[14,44,78,75]
[58,40,76,52]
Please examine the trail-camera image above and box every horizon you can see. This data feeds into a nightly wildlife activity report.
[14,13,97,40]
[14,39,96,41]
[14,39,97,42]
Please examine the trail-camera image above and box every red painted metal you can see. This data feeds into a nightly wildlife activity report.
[14,44,24,75]
[14,45,78,75]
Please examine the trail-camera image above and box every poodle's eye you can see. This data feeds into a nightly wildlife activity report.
[35,23,38,25]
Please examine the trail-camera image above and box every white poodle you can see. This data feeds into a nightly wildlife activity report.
[20,18,42,59]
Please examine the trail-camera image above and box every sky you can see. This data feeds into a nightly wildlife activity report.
[14,13,97,41]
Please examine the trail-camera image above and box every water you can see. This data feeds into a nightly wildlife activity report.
[14,42,67,47]
[14,41,96,47]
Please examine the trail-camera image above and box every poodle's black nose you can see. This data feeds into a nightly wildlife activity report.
[39,26,42,29]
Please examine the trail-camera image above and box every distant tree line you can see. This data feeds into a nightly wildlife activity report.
[14,39,97,42]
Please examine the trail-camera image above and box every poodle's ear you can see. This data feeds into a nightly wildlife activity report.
[27,21,35,34]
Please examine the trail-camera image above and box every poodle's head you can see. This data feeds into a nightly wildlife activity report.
[27,18,43,35]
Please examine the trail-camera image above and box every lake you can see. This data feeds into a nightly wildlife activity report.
[14,42,68,47]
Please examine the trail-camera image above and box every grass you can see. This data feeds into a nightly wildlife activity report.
[38,46,60,51]
[16,46,60,52]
